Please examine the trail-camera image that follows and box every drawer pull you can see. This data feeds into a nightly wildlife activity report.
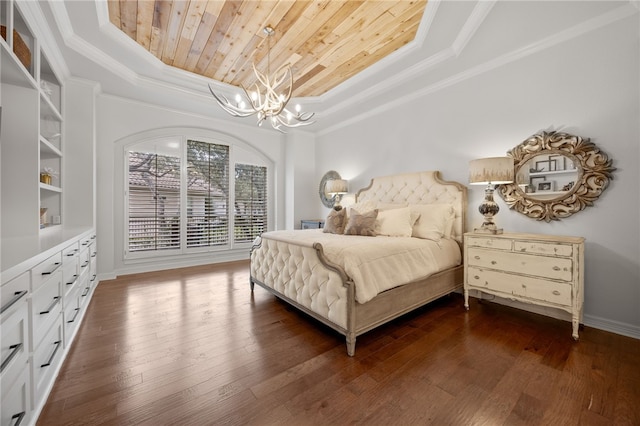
[82,241,89,246]
[0,343,23,373]
[0,290,27,314]
[91,252,97,258]
[41,340,62,368]
[66,252,76,257]
[552,266,561,271]
[67,308,80,324]
[81,287,90,297]
[10,412,25,426]
[40,296,61,315]
[552,290,561,296]
[90,274,97,282]
[474,255,480,260]
[42,262,61,275]
[491,261,497,265]
[474,275,480,280]
[66,274,78,286]
[91,235,96,239]
[81,261,89,268]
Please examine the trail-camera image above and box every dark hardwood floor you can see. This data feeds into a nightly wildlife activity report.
[38,260,639,425]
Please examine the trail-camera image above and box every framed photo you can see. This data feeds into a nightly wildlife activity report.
[549,154,566,171]
[535,158,557,172]
[537,181,555,192]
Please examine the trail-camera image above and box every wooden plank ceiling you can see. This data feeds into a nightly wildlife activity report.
[107,1,428,97]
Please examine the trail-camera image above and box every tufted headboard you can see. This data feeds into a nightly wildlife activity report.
[355,171,467,244]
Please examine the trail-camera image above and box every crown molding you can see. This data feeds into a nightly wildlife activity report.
[318,3,638,135]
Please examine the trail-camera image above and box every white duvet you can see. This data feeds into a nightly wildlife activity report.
[259,229,461,304]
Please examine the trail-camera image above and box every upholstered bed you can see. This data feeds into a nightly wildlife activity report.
[250,171,467,355]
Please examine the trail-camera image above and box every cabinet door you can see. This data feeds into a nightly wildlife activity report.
[1,365,31,426]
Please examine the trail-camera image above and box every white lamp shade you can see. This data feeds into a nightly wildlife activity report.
[469,157,514,185]
[326,179,348,194]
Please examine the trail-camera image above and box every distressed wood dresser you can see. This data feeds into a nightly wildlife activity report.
[463,232,585,339]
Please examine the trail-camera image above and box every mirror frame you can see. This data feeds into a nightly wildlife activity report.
[497,131,615,222]
[319,170,342,208]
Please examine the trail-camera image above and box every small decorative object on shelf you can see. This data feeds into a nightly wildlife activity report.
[40,167,58,185]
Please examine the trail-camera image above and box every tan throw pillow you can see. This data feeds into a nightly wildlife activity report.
[344,209,378,236]
[323,208,347,234]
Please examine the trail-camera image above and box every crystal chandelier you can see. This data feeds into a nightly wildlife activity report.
[208,26,314,132]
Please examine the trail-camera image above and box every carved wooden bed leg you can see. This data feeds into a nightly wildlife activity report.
[346,333,356,357]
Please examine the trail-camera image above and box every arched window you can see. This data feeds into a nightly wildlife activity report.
[124,134,270,259]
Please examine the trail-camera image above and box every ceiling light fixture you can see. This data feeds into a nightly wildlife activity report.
[208,26,314,132]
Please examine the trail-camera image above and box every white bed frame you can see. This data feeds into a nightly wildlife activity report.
[250,171,467,356]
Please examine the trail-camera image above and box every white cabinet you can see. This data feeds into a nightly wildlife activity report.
[463,232,585,339]
[1,230,98,424]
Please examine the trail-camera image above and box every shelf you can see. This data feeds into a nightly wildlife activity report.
[529,169,578,177]
[39,182,62,193]
[40,91,62,121]
[39,136,62,158]
[0,39,37,88]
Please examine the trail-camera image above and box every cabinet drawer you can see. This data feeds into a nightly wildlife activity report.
[514,240,573,257]
[32,315,64,404]
[63,285,82,346]
[1,364,31,426]
[31,273,62,347]
[1,301,29,387]
[62,262,80,299]
[78,248,90,272]
[466,236,512,251]
[1,272,29,316]
[62,242,80,264]
[467,266,572,306]
[467,247,573,282]
[32,252,63,292]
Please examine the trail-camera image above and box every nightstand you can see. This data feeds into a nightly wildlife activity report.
[463,232,585,340]
[301,219,325,229]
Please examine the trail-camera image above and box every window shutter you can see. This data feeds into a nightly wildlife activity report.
[234,164,267,243]
[186,140,230,247]
[128,152,181,252]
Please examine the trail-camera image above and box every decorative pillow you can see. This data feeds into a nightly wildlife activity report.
[375,206,414,237]
[344,209,378,236]
[323,207,347,234]
[409,204,455,241]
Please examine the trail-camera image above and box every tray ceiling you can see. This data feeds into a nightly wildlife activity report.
[107,0,428,98]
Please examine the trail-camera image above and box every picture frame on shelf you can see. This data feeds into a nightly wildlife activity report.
[535,158,557,172]
[549,154,566,171]
[537,181,555,192]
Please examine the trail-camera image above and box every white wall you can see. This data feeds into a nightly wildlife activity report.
[315,11,640,337]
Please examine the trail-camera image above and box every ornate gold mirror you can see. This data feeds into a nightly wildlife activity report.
[319,170,342,208]
[497,131,615,222]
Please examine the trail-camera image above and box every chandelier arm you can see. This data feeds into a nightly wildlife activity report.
[208,84,257,117]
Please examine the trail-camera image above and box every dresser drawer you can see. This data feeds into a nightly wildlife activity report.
[1,300,29,387]
[32,315,64,404]
[62,242,80,264]
[32,252,63,292]
[63,285,82,346]
[1,272,29,316]
[467,247,573,282]
[62,262,80,299]
[467,266,572,306]
[31,273,63,347]
[514,240,573,257]
[466,236,512,251]
[1,364,31,426]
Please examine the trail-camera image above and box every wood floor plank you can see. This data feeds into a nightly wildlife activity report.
[37,260,640,425]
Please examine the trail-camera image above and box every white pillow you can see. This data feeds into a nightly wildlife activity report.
[409,204,455,241]
[376,206,414,237]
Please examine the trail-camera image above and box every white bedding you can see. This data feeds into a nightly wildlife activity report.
[259,229,461,304]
